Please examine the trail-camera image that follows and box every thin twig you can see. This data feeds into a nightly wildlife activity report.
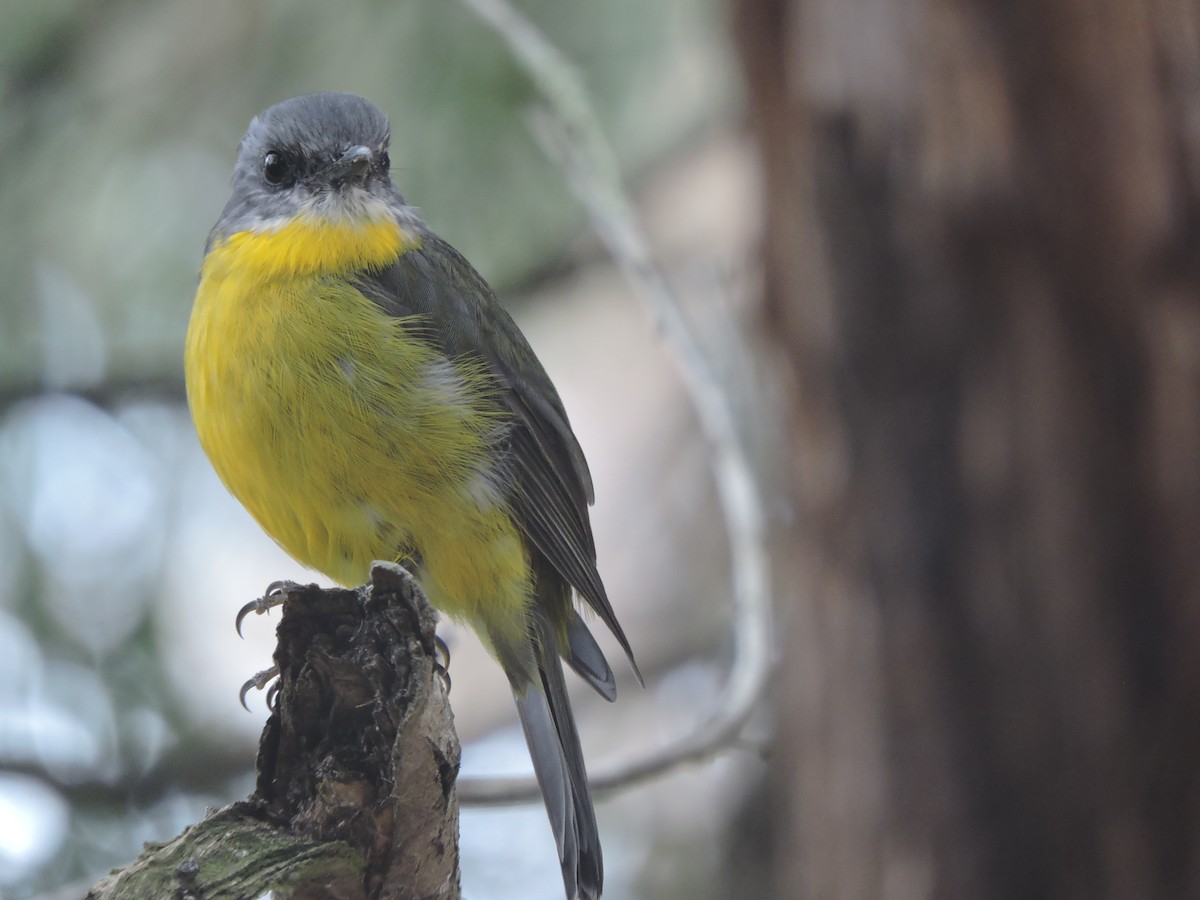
[456,0,774,803]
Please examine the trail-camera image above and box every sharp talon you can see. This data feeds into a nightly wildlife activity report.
[431,634,451,692]
[239,665,280,711]
[234,600,258,638]
[266,679,282,712]
[264,579,294,597]
[235,580,301,637]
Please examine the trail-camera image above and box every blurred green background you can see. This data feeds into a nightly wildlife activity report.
[0,1,756,897]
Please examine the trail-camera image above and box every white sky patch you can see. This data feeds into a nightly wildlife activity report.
[0,773,69,886]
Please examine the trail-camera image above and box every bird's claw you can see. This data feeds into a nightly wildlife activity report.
[235,580,302,637]
[433,633,451,693]
[239,665,280,711]
[434,634,451,670]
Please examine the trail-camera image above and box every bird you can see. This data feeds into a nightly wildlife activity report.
[184,92,638,900]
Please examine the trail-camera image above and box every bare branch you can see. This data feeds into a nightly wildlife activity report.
[457,0,774,803]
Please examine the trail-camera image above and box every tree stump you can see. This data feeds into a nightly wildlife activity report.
[87,562,461,900]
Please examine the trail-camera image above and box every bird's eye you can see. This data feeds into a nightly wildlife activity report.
[379,151,390,173]
[263,151,290,186]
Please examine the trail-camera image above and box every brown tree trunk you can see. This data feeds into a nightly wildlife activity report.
[733,1,1200,898]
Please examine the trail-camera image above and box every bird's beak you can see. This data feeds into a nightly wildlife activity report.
[323,145,374,187]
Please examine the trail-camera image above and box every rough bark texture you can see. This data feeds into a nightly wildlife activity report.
[733,1,1200,898]
[87,563,461,900]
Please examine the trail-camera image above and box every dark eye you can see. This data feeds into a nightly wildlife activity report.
[263,151,290,186]
[379,151,390,173]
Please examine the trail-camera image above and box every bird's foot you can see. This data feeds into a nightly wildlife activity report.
[239,664,280,711]
[235,580,304,637]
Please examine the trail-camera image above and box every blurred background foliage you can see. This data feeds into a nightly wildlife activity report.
[0,1,756,897]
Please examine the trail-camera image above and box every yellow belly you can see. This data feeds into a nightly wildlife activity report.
[185,221,532,639]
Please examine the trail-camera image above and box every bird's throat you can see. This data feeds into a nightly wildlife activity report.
[205,213,420,281]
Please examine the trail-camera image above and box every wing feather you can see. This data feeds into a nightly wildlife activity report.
[353,234,639,679]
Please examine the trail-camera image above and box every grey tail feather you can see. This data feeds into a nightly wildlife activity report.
[565,612,616,702]
[512,615,603,900]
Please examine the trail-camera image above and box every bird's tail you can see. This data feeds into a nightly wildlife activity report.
[511,609,603,900]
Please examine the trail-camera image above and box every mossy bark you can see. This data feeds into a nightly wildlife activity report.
[87,563,461,900]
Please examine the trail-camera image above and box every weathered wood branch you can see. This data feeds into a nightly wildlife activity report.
[87,563,461,900]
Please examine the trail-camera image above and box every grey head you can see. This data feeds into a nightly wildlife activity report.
[210,93,409,245]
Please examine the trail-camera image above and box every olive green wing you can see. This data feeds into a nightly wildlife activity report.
[353,232,640,683]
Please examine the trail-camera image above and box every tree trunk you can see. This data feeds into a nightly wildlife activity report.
[733,1,1200,897]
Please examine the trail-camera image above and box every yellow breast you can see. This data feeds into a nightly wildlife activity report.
[185,214,532,638]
